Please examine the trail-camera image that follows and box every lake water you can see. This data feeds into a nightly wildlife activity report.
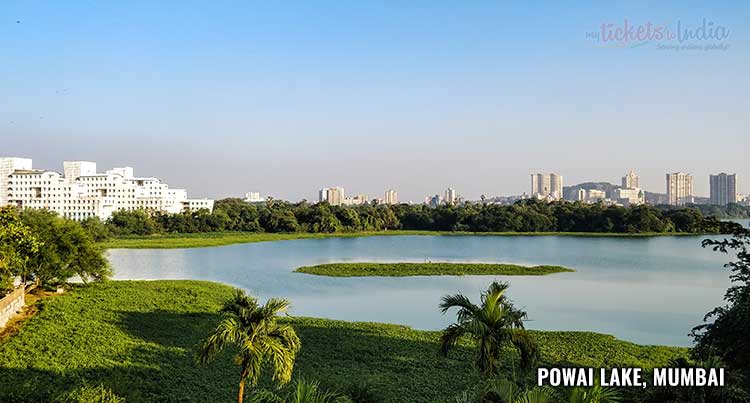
[108,235,737,346]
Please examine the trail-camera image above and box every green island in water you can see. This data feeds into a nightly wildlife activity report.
[0,280,684,402]
[294,262,575,277]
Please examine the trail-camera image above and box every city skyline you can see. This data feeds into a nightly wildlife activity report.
[3,2,748,201]
[4,155,742,204]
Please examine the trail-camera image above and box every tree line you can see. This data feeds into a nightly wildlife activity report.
[87,198,742,240]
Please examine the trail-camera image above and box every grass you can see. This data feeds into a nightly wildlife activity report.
[295,262,575,277]
[100,230,703,249]
[0,280,686,402]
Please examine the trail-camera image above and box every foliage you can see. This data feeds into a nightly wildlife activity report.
[295,263,573,277]
[97,199,740,239]
[0,280,684,402]
[0,207,41,292]
[564,383,621,403]
[637,356,749,403]
[247,377,349,403]
[690,227,750,391]
[440,281,539,379]
[198,289,301,403]
[55,384,125,403]
[19,209,110,285]
[452,377,620,403]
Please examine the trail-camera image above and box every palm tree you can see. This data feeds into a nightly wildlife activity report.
[439,281,538,379]
[197,289,301,403]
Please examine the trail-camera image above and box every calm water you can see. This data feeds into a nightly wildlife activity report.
[108,235,736,346]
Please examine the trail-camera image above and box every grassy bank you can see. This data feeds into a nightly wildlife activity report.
[100,230,702,249]
[0,280,685,402]
[295,262,575,277]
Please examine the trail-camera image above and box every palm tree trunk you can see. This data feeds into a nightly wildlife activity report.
[238,366,249,403]
[238,379,245,403]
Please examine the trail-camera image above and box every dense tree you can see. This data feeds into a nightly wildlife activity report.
[439,281,539,379]
[198,289,301,403]
[94,198,743,238]
[0,207,41,292]
[691,227,750,388]
[20,209,110,285]
[106,209,161,236]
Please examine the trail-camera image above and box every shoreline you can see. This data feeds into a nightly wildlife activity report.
[99,230,711,249]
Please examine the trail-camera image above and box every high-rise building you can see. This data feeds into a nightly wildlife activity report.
[666,172,694,206]
[384,189,398,205]
[622,170,640,189]
[0,157,33,207]
[445,188,457,205]
[531,173,563,200]
[319,187,345,206]
[0,157,213,220]
[709,173,737,206]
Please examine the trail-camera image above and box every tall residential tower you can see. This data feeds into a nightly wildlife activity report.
[666,172,694,206]
[709,173,737,206]
[531,173,563,200]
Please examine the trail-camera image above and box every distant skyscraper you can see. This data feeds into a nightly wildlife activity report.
[666,172,694,206]
[319,187,345,206]
[384,189,398,205]
[531,173,563,200]
[709,173,737,206]
[445,188,457,205]
[622,170,640,189]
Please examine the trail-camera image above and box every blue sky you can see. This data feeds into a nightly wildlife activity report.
[1,1,748,201]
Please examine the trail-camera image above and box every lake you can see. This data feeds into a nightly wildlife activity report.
[108,235,736,346]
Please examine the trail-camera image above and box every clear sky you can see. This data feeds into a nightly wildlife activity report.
[2,1,748,201]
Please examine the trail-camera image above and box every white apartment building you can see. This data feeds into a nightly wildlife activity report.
[576,188,606,203]
[244,191,264,203]
[531,173,563,200]
[384,189,398,205]
[343,194,368,206]
[0,157,32,206]
[0,157,214,220]
[666,172,694,206]
[615,187,645,206]
[319,187,345,206]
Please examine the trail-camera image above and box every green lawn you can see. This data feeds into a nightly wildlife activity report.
[295,262,574,277]
[100,230,701,249]
[0,280,686,402]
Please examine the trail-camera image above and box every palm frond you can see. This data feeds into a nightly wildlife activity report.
[440,293,479,316]
[196,316,243,365]
[439,323,466,356]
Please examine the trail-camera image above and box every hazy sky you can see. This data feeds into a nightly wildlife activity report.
[2,1,748,201]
